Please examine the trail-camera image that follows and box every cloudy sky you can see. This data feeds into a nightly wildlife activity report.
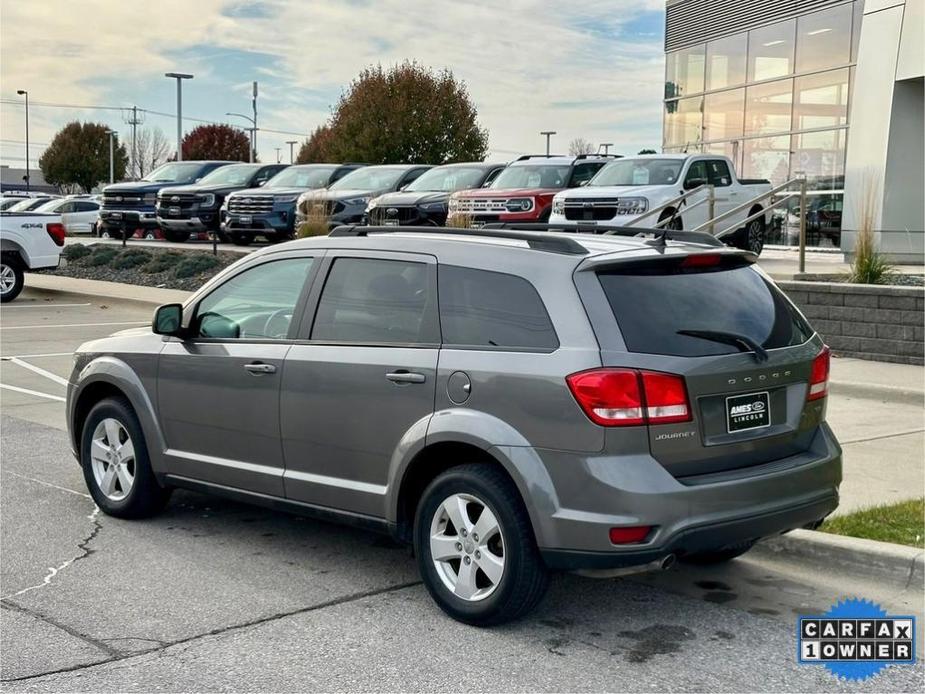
[0,0,666,170]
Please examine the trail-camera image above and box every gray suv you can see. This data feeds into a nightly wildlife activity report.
[66,225,841,625]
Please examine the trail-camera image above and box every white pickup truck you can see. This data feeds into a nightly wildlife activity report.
[0,213,66,302]
[549,154,773,254]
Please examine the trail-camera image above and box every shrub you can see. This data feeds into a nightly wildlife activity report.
[111,249,152,270]
[849,174,895,284]
[62,244,91,261]
[140,251,183,274]
[445,212,474,229]
[296,198,332,238]
[84,246,119,266]
[173,253,221,279]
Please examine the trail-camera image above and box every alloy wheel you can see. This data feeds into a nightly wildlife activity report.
[90,418,136,501]
[0,264,15,296]
[747,219,764,254]
[430,493,505,601]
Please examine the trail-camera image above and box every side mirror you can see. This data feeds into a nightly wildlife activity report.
[152,303,184,336]
[685,177,707,190]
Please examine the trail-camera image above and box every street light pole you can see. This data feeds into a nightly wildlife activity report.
[540,130,556,156]
[16,90,29,191]
[275,147,281,164]
[226,113,256,162]
[286,140,297,164]
[252,81,258,163]
[165,73,193,161]
[599,143,614,155]
[106,130,117,183]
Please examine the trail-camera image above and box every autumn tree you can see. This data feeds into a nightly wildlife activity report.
[127,126,170,179]
[296,125,335,163]
[39,121,128,192]
[180,124,250,161]
[311,62,489,164]
[568,138,595,156]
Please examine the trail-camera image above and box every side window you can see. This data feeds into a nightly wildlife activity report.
[684,160,708,187]
[402,168,428,187]
[77,201,99,212]
[706,160,732,187]
[569,162,605,187]
[312,258,437,344]
[58,202,76,213]
[193,258,313,339]
[330,167,353,183]
[483,168,503,187]
[439,265,558,351]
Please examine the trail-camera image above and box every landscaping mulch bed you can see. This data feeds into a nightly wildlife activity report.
[42,243,242,292]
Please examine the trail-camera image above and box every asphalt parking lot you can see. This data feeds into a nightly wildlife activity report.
[1,289,923,692]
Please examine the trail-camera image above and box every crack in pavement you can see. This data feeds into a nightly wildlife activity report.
[0,580,424,684]
[1,600,122,659]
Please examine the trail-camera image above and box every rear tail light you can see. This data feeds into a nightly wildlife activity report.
[566,368,691,427]
[46,222,66,247]
[609,526,652,545]
[807,345,830,401]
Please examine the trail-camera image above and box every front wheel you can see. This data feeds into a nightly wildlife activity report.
[414,464,548,626]
[231,232,254,246]
[0,254,24,303]
[658,210,683,230]
[161,229,190,243]
[80,397,171,519]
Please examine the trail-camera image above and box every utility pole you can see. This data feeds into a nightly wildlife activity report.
[540,130,556,156]
[275,147,281,164]
[16,90,29,191]
[252,81,258,163]
[286,140,297,164]
[123,105,144,178]
[599,143,614,155]
[165,73,193,161]
[226,113,256,162]
[106,130,117,183]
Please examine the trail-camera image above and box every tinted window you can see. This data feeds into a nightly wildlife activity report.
[76,201,100,212]
[569,162,606,187]
[685,160,708,185]
[194,258,313,339]
[439,266,558,350]
[598,260,812,357]
[706,160,732,187]
[312,258,436,344]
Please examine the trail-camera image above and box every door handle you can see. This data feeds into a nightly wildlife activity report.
[386,371,426,384]
[244,362,277,375]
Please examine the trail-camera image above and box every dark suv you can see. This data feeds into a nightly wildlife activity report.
[66,225,840,625]
[156,163,288,242]
[99,161,235,240]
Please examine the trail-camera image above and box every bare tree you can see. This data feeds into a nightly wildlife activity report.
[127,127,170,179]
[568,137,595,156]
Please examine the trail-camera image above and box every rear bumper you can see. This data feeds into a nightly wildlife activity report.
[518,423,842,570]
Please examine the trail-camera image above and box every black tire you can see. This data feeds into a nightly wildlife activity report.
[658,210,683,230]
[681,540,756,565]
[414,464,548,626]
[162,229,190,243]
[231,232,254,246]
[0,253,25,303]
[266,232,294,244]
[734,216,765,255]
[80,397,171,519]
[214,230,230,244]
[98,228,122,240]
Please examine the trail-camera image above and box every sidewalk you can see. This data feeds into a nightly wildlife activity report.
[758,247,924,280]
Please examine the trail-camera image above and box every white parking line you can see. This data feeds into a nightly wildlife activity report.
[0,321,146,330]
[1,303,91,309]
[6,357,70,386]
[0,352,73,359]
[0,383,66,402]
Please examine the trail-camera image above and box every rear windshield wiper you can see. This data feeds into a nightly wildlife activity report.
[677,329,769,362]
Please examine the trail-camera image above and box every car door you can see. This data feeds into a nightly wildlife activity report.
[157,253,318,496]
[69,201,99,234]
[680,159,711,228]
[705,159,740,226]
[281,251,439,517]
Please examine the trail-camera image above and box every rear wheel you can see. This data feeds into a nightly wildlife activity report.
[0,254,24,303]
[681,540,756,565]
[162,229,190,243]
[734,217,765,255]
[414,464,548,625]
[231,232,254,246]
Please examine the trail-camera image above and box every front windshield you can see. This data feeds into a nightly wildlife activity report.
[198,165,259,186]
[35,199,65,213]
[491,164,570,189]
[406,166,486,192]
[8,198,51,211]
[143,162,210,184]
[329,167,405,191]
[590,158,683,186]
[265,166,335,189]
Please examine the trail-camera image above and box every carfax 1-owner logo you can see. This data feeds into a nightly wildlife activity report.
[798,598,917,681]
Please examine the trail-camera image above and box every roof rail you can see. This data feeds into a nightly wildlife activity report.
[328,225,589,255]
[574,153,623,160]
[513,154,566,161]
[480,222,725,247]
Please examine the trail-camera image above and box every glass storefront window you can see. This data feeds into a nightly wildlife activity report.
[796,3,853,73]
[664,97,703,147]
[702,141,744,173]
[706,34,747,90]
[745,78,793,136]
[743,136,791,187]
[790,129,847,190]
[851,0,864,61]
[703,88,745,141]
[793,68,849,131]
[665,45,705,98]
[748,19,795,81]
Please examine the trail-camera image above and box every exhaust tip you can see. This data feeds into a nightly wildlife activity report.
[660,554,676,570]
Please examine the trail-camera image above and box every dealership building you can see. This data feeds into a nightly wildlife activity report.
[663,0,924,262]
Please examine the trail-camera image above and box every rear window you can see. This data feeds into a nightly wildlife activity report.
[439,266,558,351]
[597,259,812,357]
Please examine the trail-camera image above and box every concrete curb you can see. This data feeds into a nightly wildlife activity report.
[26,273,192,306]
[754,529,924,590]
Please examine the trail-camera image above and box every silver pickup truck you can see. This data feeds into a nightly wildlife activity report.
[0,212,66,302]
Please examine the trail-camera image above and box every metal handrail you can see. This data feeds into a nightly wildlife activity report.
[624,183,713,227]
[690,178,802,234]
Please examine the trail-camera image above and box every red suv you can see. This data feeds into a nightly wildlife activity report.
[448,154,619,226]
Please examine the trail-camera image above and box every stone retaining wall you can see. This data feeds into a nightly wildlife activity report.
[777,280,924,365]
